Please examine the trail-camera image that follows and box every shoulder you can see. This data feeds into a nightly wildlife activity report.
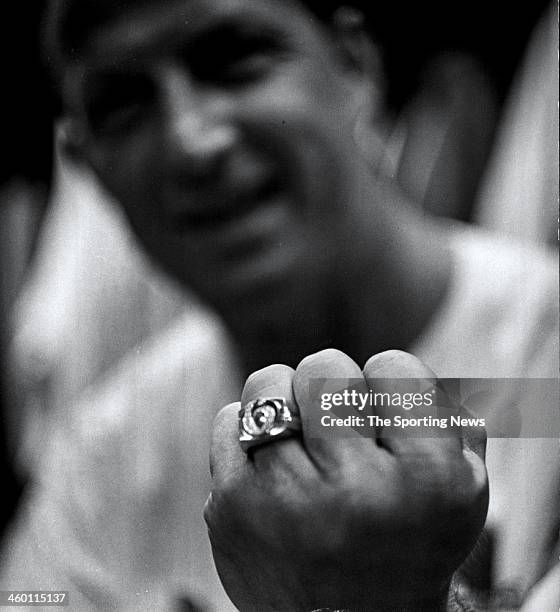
[413,226,558,377]
[1,310,241,608]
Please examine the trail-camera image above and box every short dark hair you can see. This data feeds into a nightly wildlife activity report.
[46,0,349,55]
[2,1,54,185]
[45,0,549,116]
[42,0,369,95]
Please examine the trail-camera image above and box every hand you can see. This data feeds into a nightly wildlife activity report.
[204,349,488,611]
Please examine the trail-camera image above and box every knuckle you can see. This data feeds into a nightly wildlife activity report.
[365,349,410,368]
[464,423,488,451]
[212,402,239,436]
[437,457,487,518]
[363,349,419,375]
[243,364,295,404]
[244,366,271,389]
[202,494,214,526]
[363,349,433,378]
[297,348,349,371]
[245,363,293,388]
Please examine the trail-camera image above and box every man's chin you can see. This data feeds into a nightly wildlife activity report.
[197,242,301,302]
[208,273,290,322]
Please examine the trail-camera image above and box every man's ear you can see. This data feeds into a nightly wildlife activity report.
[56,116,88,163]
[330,7,383,88]
[329,6,385,120]
[329,6,386,158]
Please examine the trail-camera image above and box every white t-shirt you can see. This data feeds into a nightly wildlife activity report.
[413,226,559,600]
[1,228,558,610]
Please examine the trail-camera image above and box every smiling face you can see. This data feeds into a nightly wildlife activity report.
[62,0,376,336]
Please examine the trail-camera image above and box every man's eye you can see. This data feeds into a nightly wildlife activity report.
[86,78,153,135]
[192,33,283,85]
[89,100,145,135]
[221,50,276,83]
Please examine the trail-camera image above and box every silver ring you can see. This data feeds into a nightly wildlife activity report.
[239,397,301,453]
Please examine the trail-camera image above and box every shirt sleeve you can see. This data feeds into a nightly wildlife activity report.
[413,227,559,599]
[0,313,241,612]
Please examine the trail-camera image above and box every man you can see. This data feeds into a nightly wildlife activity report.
[46,0,458,373]
[1,0,557,609]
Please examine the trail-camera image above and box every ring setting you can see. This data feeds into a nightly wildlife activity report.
[239,397,301,452]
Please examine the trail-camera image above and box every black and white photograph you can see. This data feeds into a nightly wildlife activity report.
[1,1,558,610]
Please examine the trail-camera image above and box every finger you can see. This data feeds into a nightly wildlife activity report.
[293,348,384,467]
[240,363,308,469]
[209,402,249,485]
[241,363,296,407]
[458,403,487,489]
[459,404,487,461]
[363,350,462,455]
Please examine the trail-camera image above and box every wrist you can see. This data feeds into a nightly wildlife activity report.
[447,574,489,611]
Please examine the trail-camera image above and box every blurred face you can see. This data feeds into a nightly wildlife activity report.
[65,0,372,324]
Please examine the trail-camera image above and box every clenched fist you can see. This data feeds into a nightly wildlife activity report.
[205,350,488,611]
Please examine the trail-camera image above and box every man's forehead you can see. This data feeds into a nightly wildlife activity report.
[79,0,310,64]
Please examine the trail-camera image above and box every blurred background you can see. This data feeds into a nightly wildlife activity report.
[1,0,557,539]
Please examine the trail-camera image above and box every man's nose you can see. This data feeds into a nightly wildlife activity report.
[160,67,238,180]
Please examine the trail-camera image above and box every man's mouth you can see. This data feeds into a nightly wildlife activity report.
[168,176,304,293]
[177,177,283,230]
